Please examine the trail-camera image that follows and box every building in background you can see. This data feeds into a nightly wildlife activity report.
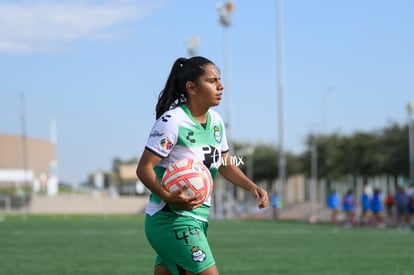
[115,163,146,196]
[0,133,58,197]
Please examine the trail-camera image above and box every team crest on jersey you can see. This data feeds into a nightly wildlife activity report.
[191,246,206,262]
[160,138,173,152]
[213,125,221,143]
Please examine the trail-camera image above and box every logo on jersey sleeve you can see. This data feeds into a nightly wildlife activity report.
[149,130,163,138]
[160,138,173,152]
[191,246,206,262]
[213,125,221,143]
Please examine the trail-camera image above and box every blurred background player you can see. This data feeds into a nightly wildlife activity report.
[327,189,340,224]
[343,189,355,227]
[359,187,372,226]
[371,188,385,228]
[384,191,394,223]
[394,186,409,230]
[271,192,281,220]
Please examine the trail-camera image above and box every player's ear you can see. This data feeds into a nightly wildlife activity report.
[186,81,196,95]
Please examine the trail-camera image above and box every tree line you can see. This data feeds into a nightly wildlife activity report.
[236,122,411,188]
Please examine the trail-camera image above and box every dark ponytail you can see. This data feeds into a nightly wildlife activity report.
[155,56,215,119]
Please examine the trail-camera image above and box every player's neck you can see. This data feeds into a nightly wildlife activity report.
[185,103,208,123]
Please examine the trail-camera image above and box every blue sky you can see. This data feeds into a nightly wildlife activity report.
[0,0,413,183]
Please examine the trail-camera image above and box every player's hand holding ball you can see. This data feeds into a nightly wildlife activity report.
[162,158,213,210]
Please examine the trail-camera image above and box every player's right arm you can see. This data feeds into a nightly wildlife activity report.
[136,149,169,201]
[136,149,202,210]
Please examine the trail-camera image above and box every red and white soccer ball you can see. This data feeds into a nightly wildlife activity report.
[162,158,213,204]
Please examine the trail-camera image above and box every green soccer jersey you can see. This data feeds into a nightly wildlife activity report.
[144,105,229,221]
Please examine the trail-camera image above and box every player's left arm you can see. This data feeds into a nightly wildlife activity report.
[218,152,269,209]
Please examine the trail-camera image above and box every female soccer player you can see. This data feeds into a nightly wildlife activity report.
[327,189,339,224]
[136,56,269,275]
[343,189,355,227]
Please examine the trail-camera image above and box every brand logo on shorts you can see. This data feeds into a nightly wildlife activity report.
[191,246,206,262]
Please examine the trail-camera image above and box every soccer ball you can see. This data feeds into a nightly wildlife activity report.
[162,158,213,204]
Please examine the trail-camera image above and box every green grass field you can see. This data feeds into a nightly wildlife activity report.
[0,214,413,275]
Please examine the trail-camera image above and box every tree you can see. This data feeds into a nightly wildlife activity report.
[299,122,410,184]
[379,123,410,185]
[235,142,301,190]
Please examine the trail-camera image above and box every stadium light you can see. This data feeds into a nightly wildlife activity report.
[185,36,200,57]
[407,103,414,185]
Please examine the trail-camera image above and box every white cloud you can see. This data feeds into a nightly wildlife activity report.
[0,0,163,54]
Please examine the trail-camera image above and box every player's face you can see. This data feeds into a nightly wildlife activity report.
[192,64,224,107]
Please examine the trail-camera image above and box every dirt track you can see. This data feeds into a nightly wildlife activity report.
[2,193,335,222]
[18,193,148,215]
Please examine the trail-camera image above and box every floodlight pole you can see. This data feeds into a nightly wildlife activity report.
[276,0,286,205]
[217,2,235,218]
[20,92,29,219]
[310,135,318,222]
[408,103,414,185]
[217,2,234,154]
[314,86,334,218]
